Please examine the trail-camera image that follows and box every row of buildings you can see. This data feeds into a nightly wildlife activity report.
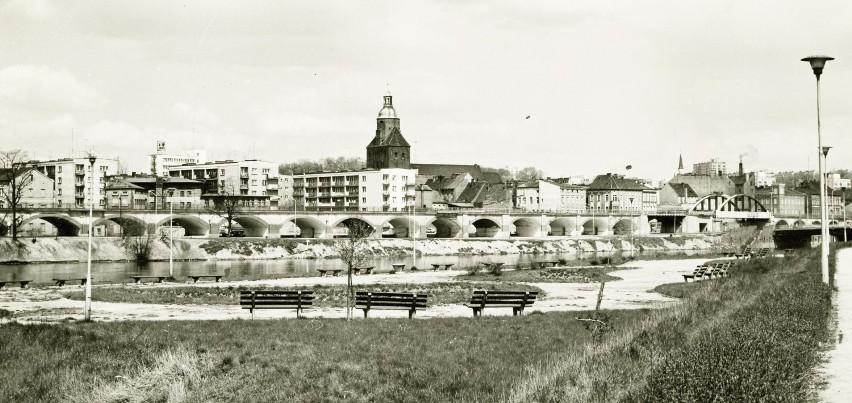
[2,93,850,220]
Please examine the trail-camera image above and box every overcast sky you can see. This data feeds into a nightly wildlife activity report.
[2,0,852,181]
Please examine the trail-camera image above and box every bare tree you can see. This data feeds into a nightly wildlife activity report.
[334,219,374,320]
[279,156,364,175]
[122,221,155,262]
[516,166,544,182]
[0,150,34,241]
[208,180,243,236]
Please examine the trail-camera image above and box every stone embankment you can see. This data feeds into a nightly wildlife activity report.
[0,235,722,264]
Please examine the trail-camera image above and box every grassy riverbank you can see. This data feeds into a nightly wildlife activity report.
[1,251,831,402]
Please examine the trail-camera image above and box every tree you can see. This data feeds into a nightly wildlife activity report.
[0,150,34,241]
[516,166,543,181]
[279,156,364,175]
[121,220,155,262]
[334,219,374,320]
[208,180,243,236]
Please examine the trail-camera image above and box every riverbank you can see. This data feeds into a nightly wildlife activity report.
[0,234,724,264]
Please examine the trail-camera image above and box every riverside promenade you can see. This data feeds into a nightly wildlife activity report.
[821,248,852,401]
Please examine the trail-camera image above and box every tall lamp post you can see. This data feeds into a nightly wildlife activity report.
[167,187,176,277]
[84,154,96,321]
[802,55,834,285]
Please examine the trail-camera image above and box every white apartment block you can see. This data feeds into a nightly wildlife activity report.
[515,180,586,212]
[168,159,280,207]
[293,168,416,212]
[827,173,851,190]
[29,157,119,208]
[693,158,727,176]
[751,170,776,188]
[150,142,207,177]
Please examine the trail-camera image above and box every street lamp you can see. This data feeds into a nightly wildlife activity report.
[84,154,96,321]
[802,55,834,284]
[167,187,176,277]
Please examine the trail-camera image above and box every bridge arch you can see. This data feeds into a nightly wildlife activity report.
[775,219,790,229]
[291,216,325,238]
[428,218,462,238]
[330,217,377,238]
[716,194,767,212]
[471,218,501,238]
[19,214,82,236]
[793,220,806,228]
[687,194,729,214]
[613,218,637,235]
[511,217,540,237]
[383,217,416,238]
[547,217,577,236]
[157,214,209,236]
[93,215,147,236]
[582,218,608,235]
[229,216,270,237]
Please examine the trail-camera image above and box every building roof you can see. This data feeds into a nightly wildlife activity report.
[0,167,39,185]
[587,174,649,191]
[480,171,504,184]
[412,163,484,180]
[754,187,807,197]
[667,183,698,198]
[106,179,145,191]
[794,181,822,196]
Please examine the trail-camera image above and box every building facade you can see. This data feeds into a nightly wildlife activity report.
[168,159,280,209]
[827,173,851,190]
[366,94,411,169]
[293,168,416,212]
[754,184,806,217]
[0,168,55,208]
[515,179,586,212]
[587,173,658,212]
[693,158,727,176]
[149,142,207,177]
[28,157,119,208]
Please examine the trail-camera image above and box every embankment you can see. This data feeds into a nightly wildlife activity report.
[0,235,723,264]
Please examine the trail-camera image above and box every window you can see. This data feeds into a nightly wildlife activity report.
[362,176,367,181]
[362,186,366,192]
[220,169,225,175]
[58,189,62,196]
[58,177,62,185]
[58,166,62,173]
[179,190,185,197]
[362,197,367,203]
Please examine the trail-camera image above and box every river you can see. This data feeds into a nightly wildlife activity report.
[0,249,718,285]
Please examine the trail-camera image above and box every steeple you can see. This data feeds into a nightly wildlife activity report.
[677,154,684,175]
[366,92,410,169]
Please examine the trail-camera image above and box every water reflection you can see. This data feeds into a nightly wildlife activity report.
[1,249,716,285]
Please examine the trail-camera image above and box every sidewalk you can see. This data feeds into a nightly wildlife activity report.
[820,248,852,401]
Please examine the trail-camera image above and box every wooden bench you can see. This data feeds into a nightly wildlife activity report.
[188,274,224,283]
[239,290,314,318]
[755,248,770,258]
[390,263,406,273]
[0,280,31,289]
[53,277,88,287]
[465,290,538,317]
[683,266,708,282]
[355,291,428,319]
[352,266,374,275]
[538,261,560,267]
[717,262,732,277]
[317,268,343,277]
[703,263,723,280]
[734,246,753,259]
[131,275,167,284]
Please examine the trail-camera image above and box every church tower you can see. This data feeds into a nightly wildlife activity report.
[366,93,411,169]
[677,154,684,175]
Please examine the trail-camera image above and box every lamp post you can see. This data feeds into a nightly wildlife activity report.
[167,187,176,277]
[84,154,96,321]
[802,55,834,284]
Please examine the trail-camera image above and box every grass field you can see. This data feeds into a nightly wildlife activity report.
[63,281,543,307]
[1,250,835,402]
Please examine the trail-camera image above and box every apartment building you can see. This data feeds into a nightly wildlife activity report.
[105,176,205,210]
[693,158,727,176]
[293,168,416,211]
[827,173,851,190]
[168,159,280,209]
[587,173,659,212]
[515,179,586,212]
[149,143,207,177]
[754,184,807,217]
[28,157,119,208]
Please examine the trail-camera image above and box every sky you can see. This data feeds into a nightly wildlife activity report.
[2,0,852,182]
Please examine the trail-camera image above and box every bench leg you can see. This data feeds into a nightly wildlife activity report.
[363,309,369,318]
[21,282,29,289]
[408,309,415,319]
[512,307,520,316]
[472,308,481,318]
[56,281,65,287]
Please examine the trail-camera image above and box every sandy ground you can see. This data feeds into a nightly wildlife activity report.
[819,248,852,402]
[0,258,713,323]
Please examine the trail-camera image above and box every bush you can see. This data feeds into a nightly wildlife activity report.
[465,265,481,276]
[489,265,503,276]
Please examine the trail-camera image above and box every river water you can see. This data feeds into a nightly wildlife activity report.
[0,250,716,285]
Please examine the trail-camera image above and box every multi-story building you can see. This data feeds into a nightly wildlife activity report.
[751,170,776,188]
[27,156,119,208]
[587,173,658,212]
[515,179,586,212]
[668,173,736,198]
[794,181,845,218]
[658,182,698,208]
[754,184,807,217]
[149,141,207,177]
[826,173,851,190]
[105,175,205,210]
[693,158,727,176]
[168,159,280,209]
[0,168,55,208]
[293,168,416,212]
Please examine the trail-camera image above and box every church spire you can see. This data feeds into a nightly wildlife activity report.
[677,153,684,175]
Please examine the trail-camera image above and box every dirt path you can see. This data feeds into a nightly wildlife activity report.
[820,248,852,401]
[0,258,710,323]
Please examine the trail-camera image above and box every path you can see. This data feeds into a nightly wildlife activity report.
[820,248,852,401]
[0,258,710,323]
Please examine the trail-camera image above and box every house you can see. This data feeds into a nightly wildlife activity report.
[659,182,698,208]
[0,168,55,208]
[514,179,586,212]
[587,173,658,212]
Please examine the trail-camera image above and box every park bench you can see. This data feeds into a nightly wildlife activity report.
[538,261,560,267]
[317,268,343,277]
[131,275,167,284]
[465,290,538,317]
[239,290,314,319]
[734,246,753,259]
[352,266,374,275]
[703,263,723,279]
[0,280,31,289]
[390,263,406,273]
[683,266,708,282]
[355,291,428,319]
[717,261,732,277]
[755,248,770,258]
[431,263,454,270]
[188,273,224,283]
[53,277,88,287]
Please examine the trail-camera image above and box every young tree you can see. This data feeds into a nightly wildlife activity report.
[208,180,243,236]
[334,219,374,320]
[0,150,34,241]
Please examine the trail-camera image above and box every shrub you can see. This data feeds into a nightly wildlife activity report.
[489,265,503,276]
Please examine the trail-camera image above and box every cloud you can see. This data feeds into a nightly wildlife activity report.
[0,65,104,116]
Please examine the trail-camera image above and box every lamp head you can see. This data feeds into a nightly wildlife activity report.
[87,153,97,165]
[822,146,832,157]
[802,55,834,78]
